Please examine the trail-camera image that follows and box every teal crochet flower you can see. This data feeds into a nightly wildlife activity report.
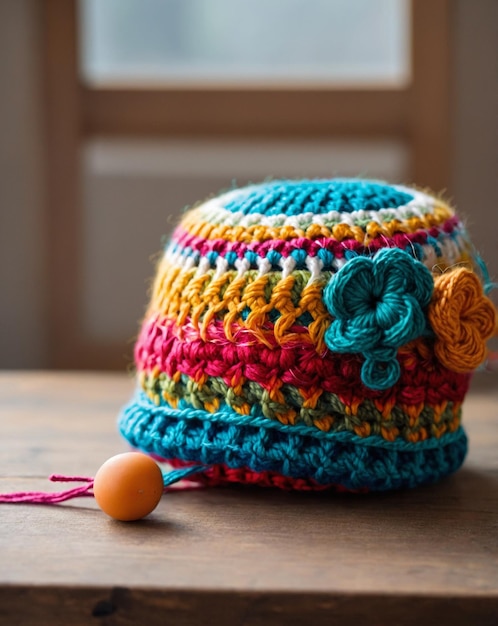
[324,248,434,390]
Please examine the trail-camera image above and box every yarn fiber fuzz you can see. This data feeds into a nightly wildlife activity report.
[119,179,496,492]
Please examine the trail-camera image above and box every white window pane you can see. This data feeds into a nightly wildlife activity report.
[81,138,409,342]
[80,0,410,85]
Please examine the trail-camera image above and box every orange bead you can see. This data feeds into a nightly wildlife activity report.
[93,452,164,521]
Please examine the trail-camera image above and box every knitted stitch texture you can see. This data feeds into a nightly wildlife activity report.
[119,179,497,491]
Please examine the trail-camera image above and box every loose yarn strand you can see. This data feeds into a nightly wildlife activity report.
[0,475,94,504]
[0,466,207,505]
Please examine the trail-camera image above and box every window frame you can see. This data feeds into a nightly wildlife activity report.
[42,0,452,368]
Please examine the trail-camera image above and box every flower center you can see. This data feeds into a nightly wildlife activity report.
[369,294,382,309]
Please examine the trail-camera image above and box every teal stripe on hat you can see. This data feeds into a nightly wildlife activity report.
[224,179,414,216]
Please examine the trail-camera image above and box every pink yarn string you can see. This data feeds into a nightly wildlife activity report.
[0,468,204,505]
[0,475,94,504]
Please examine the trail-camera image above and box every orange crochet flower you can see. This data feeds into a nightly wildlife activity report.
[428,268,497,372]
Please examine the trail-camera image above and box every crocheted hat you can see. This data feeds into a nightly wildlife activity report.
[119,179,496,492]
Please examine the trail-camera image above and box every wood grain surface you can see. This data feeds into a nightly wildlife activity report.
[0,372,497,625]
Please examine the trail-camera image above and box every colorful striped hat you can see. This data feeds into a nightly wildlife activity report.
[119,179,496,492]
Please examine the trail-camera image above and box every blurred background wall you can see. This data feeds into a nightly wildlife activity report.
[0,0,47,368]
[0,0,496,370]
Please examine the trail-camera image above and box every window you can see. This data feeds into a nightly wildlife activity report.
[43,0,451,368]
[81,0,410,85]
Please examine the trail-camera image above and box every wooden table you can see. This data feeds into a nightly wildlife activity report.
[0,372,497,625]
